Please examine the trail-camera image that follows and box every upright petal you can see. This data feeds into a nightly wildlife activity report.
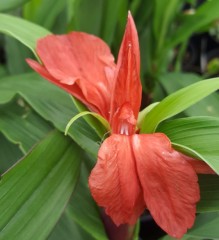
[110,12,142,130]
[26,59,93,110]
[89,134,145,225]
[132,133,200,238]
[27,32,116,119]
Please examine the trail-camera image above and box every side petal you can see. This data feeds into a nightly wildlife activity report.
[110,12,142,128]
[89,134,145,225]
[132,133,200,238]
[26,59,101,114]
[28,32,116,119]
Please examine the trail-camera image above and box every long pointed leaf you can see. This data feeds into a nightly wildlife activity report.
[0,13,50,58]
[141,77,219,133]
[0,73,100,156]
[0,131,81,240]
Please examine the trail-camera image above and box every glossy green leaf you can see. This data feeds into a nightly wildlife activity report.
[159,73,219,117]
[0,0,30,12]
[138,102,159,128]
[0,73,100,156]
[186,212,219,238]
[157,116,219,173]
[67,163,108,240]
[0,13,50,58]
[141,77,219,133]
[0,133,23,174]
[0,101,52,153]
[0,130,81,240]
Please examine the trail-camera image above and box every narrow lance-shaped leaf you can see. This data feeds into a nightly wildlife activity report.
[66,163,108,240]
[0,73,100,156]
[0,13,50,58]
[141,77,219,133]
[0,130,81,240]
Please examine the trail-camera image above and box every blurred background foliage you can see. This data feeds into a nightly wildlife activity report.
[1,0,219,239]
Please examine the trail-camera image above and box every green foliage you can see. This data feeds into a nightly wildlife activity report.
[0,131,81,240]
[158,116,219,173]
[0,0,30,12]
[0,13,50,58]
[141,77,219,133]
[0,73,100,156]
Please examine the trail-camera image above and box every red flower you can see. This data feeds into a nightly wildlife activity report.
[27,12,214,238]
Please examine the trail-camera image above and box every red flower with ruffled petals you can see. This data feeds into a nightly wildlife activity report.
[27,32,116,120]
[27,12,214,239]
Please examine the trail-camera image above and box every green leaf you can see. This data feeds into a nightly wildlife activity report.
[198,175,219,213]
[5,36,33,74]
[133,220,140,240]
[138,102,159,127]
[141,77,219,133]
[160,213,219,239]
[168,0,219,47]
[153,0,182,54]
[71,97,108,139]
[23,0,66,30]
[0,133,23,174]
[159,73,219,117]
[65,111,110,137]
[0,13,50,58]
[0,73,100,156]
[186,212,219,238]
[157,116,219,173]
[0,0,30,12]
[66,163,108,240]
[100,0,125,45]
[0,130,81,240]
[48,209,95,240]
[70,0,104,36]
[0,100,52,153]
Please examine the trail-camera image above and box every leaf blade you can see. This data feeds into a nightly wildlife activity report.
[0,130,81,240]
[0,13,50,57]
[141,78,219,133]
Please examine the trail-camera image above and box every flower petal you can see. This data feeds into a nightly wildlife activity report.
[26,59,101,114]
[110,12,142,129]
[89,134,145,225]
[28,32,116,119]
[132,133,200,238]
